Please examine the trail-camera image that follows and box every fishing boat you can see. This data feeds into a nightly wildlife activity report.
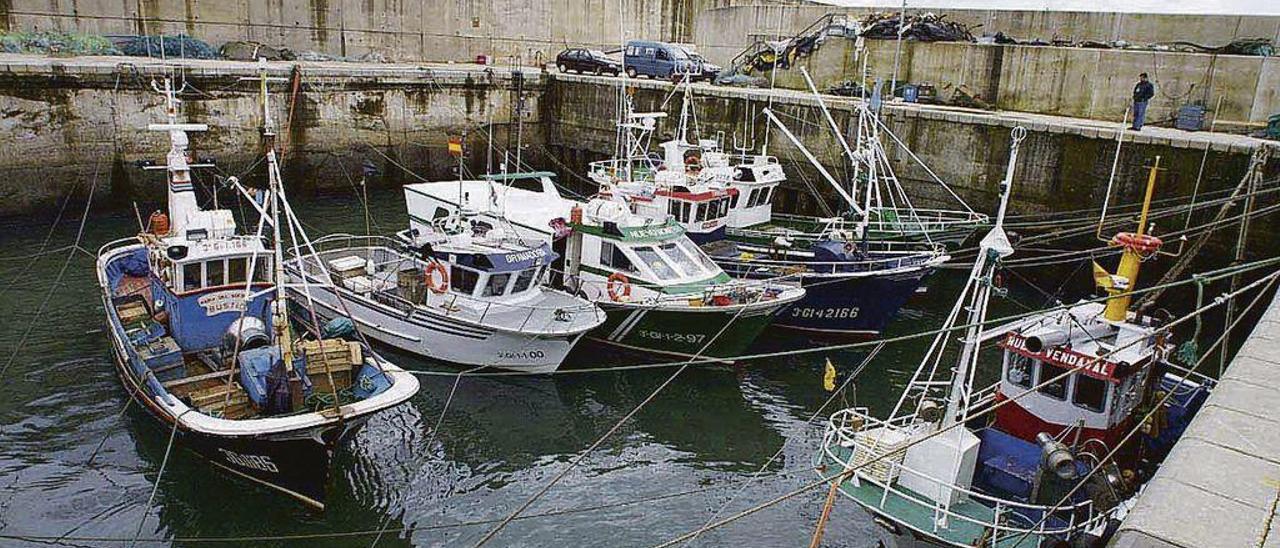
[283,213,607,373]
[589,81,949,336]
[95,73,418,510]
[402,171,805,360]
[815,130,1213,547]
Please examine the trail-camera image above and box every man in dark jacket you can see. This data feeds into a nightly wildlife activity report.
[1131,73,1155,131]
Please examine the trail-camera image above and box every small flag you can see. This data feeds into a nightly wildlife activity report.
[447,136,463,157]
[823,358,837,392]
[1092,261,1113,290]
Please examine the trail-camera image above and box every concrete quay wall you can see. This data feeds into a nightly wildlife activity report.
[546,73,1268,219]
[0,54,539,215]
[0,0,733,65]
[694,4,1280,67]
[767,37,1280,131]
[1113,290,1280,548]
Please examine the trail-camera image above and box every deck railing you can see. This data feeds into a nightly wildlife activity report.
[822,408,1111,546]
[289,234,607,335]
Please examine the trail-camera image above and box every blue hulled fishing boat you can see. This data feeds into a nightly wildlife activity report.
[96,73,418,509]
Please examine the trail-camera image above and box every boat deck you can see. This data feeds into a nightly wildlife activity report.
[825,446,999,547]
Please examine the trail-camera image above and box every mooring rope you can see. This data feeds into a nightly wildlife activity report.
[652,267,1280,547]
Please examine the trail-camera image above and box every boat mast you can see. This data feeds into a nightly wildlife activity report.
[940,127,1023,427]
[1102,157,1162,321]
[251,59,297,370]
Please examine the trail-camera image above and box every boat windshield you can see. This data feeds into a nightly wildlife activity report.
[511,267,538,294]
[658,241,703,277]
[633,245,679,279]
[676,238,717,272]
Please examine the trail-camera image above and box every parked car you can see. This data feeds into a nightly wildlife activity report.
[623,40,698,80]
[555,48,621,75]
[684,51,722,82]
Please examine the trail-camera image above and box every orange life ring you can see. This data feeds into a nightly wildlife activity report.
[1110,232,1163,254]
[607,272,631,302]
[424,261,450,294]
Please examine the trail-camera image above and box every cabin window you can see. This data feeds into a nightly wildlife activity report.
[730,192,740,208]
[253,258,271,282]
[669,200,692,223]
[1037,361,1070,400]
[634,246,678,279]
[747,188,761,207]
[483,273,512,297]
[183,262,201,291]
[600,242,637,273]
[719,197,731,217]
[451,265,480,295]
[511,177,544,192]
[1073,374,1108,412]
[659,242,700,277]
[1006,354,1034,388]
[228,257,248,285]
[511,268,537,293]
[432,207,449,219]
[695,203,708,222]
[763,187,775,204]
[205,259,225,287]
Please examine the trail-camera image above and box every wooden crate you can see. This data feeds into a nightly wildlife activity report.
[298,339,360,393]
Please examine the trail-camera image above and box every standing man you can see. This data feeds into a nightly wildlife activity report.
[1131,73,1155,131]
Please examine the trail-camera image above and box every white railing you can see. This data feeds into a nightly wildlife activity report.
[822,408,1113,545]
[291,234,607,335]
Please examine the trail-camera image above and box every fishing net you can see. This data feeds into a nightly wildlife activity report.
[111,34,219,59]
[0,31,122,55]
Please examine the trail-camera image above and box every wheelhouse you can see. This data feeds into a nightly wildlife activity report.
[993,315,1158,447]
[574,217,729,298]
[422,242,557,301]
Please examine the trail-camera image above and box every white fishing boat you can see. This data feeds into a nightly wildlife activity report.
[402,171,805,360]
[588,79,949,337]
[815,130,1213,547]
[283,213,607,373]
[95,72,418,510]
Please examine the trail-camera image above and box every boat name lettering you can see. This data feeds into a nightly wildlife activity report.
[790,307,859,319]
[198,291,247,315]
[636,329,706,345]
[504,247,548,264]
[626,225,681,239]
[1002,334,1119,381]
[217,448,279,473]
[497,350,546,361]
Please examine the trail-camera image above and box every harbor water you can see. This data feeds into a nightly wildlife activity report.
[0,182,1214,547]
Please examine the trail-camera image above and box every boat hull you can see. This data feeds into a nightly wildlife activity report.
[288,285,580,374]
[583,301,780,360]
[770,270,928,335]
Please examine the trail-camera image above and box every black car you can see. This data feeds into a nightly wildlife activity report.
[555,48,621,76]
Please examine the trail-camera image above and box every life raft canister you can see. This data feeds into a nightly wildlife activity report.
[425,260,450,294]
[149,211,170,236]
[607,272,631,302]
